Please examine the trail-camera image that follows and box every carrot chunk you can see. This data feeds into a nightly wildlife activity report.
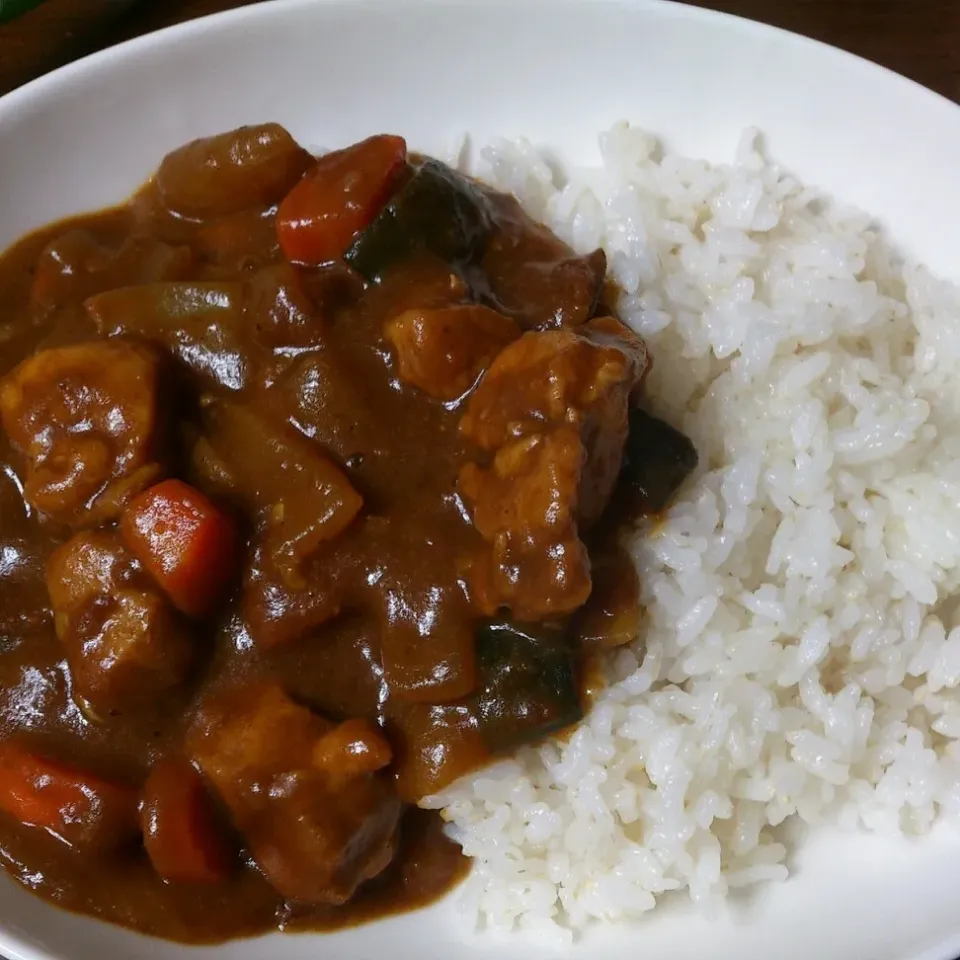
[141,759,233,884]
[0,741,139,851]
[120,479,239,618]
[276,134,407,265]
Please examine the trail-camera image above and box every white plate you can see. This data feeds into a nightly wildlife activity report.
[3,1,960,958]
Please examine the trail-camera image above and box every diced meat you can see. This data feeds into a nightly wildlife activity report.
[460,427,583,540]
[46,531,193,717]
[385,304,519,401]
[459,428,590,618]
[460,320,645,447]
[31,230,193,314]
[481,196,607,329]
[156,124,312,221]
[0,341,166,525]
[461,318,648,525]
[189,684,401,905]
[468,529,592,620]
[458,319,648,618]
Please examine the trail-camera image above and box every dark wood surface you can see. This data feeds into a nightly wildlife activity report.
[0,0,959,103]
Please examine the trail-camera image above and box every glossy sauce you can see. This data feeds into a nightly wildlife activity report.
[0,154,653,941]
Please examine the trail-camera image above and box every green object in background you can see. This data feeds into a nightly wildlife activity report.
[0,0,45,23]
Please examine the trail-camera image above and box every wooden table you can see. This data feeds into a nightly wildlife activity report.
[1,0,959,103]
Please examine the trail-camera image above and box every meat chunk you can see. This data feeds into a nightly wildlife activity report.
[46,531,193,717]
[461,318,648,525]
[190,684,400,905]
[461,427,583,540]
[0,341,165,525]
[385,304,519,401]
[482,196,607,329]
[467,527,593,620]
[459,428,592,618]
[458,319,648,618]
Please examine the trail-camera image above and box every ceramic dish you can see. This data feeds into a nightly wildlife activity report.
[3,2,960,958]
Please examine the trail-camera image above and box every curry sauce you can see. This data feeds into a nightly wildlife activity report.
[0,126,695,943]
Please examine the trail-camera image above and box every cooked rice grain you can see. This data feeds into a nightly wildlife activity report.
[422,124,960,939]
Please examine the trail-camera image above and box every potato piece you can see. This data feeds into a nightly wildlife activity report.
[388,701,487,803]
[245,262,322,350]
[0,341,165,525]
[241,542,343,648]
[275,349,381,464]
[156,123,312,221]
[86,282,249,392]
[385,303,519,401]
[202,401,362,578]
[31,230,193,313]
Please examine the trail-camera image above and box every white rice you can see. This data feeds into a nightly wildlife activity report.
[422,122,960,941]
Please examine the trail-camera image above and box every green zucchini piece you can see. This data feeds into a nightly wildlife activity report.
[620,408,698,516]
[344,158,493,280]
[474,620,583,754]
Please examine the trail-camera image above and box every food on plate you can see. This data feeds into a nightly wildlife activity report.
[423,125,960,939]
[0,123,693,942]
[4,115,954,947]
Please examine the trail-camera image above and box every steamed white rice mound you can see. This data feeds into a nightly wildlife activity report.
[422,123,960,939]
